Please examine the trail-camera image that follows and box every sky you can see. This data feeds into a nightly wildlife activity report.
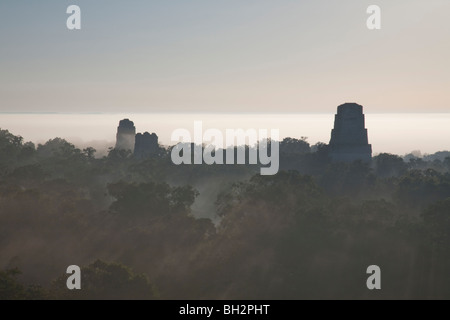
[1,0,450,113]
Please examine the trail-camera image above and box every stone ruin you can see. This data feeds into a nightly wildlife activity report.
[115,119,159,158]
[134,132,159,159]
[115,119,136,151]
[329,103,372,162]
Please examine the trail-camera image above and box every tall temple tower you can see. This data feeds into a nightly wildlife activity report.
[329,103,372,162]
[115,119,136,151]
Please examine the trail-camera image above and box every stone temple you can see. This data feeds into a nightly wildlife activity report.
[115,119,160,158]
[134,132,159,159]
[115,119,136,151]
[329,103,372,162]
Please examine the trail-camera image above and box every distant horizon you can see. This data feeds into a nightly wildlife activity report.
[1,111,450,116]
[1,112,449,157]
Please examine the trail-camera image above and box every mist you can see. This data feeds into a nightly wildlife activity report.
[1,125,450,299]
[1,113,450,155]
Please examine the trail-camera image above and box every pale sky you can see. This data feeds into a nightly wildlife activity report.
[1,0,450,113]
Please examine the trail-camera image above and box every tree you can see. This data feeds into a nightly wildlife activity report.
[0,129,25,174]
[108,181,198,216]
[422,198,450,245]
[0,268,44,300]
[50,260,157,300]
[37,138,81,159]
[396,170,450,208]
[374,153,407,177]
[83,147,96,160]
[280,137,311,155]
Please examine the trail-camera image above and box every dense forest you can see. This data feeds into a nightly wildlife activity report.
[1,128,450,299]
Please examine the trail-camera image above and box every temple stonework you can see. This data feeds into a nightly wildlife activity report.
[134,132,159,159]
[115,119,159,158]
[115,119,136,151]
[329,103,372,162]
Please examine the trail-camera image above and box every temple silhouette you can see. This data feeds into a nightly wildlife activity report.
[115,119,136,151]
[115,102,372,163]
[329,103,372,162]
[115,119,159,158]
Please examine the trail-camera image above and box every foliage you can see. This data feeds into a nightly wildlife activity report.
[1,128,450,299]
[0,268,45,300]
[50,260,157,300]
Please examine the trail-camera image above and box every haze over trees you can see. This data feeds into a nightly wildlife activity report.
[1,128,450,299]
